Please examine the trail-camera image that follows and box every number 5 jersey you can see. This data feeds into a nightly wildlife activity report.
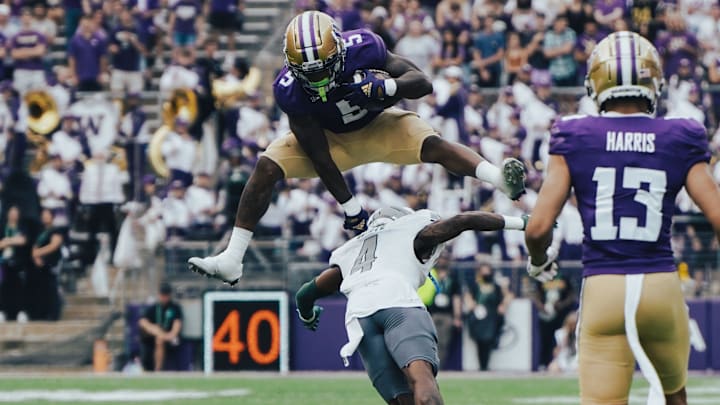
[550,113,710,277]
[273,29,388,133]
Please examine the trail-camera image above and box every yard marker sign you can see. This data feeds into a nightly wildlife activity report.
[203,291,289,373]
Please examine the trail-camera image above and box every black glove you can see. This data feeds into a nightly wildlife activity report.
[343,208,369,234]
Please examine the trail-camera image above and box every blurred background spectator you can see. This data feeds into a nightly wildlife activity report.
[531,275,578,370]
[27,209,63,321]
[426,254,462,369]
[138,282,183,371]
[464,262,513,371]
[0,206,28,322]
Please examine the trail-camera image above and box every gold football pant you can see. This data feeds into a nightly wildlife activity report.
[261,108,437,179]
[578,272,689,404]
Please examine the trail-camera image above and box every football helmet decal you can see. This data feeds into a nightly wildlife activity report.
[585,31,664,113]
[284,11,346,102]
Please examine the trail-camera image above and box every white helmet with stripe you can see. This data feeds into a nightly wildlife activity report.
[367,207,415,229]
[585,31,664,113]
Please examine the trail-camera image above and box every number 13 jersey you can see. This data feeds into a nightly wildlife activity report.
[329,210,442,320]
[550,113,710,277]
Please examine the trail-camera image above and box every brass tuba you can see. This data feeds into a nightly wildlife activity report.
[148,88,198,178]
[211,66,262,108]
[25,90,61,173]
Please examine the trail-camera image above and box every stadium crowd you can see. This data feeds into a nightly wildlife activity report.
[0,0,716,370]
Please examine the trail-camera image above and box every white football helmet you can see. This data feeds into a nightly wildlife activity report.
[367,207,415,229]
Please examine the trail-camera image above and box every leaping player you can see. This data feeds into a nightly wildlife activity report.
[295,207,528,405]
[525,31,720,405]
[189,11,526,285]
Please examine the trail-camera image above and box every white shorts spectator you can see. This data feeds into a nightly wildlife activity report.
[111,69,144,93]
[13,69,46,95]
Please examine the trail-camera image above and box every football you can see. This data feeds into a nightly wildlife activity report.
[351,68,392,84]
[351,69,399,111]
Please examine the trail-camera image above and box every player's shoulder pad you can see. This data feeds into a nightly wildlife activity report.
[344,29,388,69]
[662,116,706,136]
[272,68,305,116]
[549,114,591,155]
[663,117,709,153]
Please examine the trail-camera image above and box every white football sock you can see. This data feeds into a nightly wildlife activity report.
[341,196,361,216]
[475,161,503,188]
[223,227,253,262]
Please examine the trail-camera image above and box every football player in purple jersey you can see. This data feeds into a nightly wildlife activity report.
[525,31,720,405]
[189,11,527,285]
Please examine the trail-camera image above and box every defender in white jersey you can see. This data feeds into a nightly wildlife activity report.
[295,207,527,405]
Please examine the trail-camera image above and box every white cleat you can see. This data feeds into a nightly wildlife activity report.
[188,254,244,286]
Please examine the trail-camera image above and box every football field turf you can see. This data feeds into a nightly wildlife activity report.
[0,373,717,405]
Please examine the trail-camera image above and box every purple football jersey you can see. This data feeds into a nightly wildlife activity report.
[273,29,387,134]
[550,114,710,277]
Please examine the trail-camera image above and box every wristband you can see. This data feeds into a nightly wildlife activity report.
[384,79,397,97]
[341,196,361,216]
[502,215,525,230]
[296,308,317,323]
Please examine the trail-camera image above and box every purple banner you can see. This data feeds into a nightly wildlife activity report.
[286,298,720,371]
[709,300,720,370]
[290,298,363,371]
[687,300,709,370]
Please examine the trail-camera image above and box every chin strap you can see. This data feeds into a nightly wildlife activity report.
[310,77,332,102]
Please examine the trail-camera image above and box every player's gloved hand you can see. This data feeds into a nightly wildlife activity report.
[345,69,388,106]
[343,208,369,234]
[297,305,324,331]
[527,247,559,283]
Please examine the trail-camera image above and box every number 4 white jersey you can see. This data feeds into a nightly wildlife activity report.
[330,209,442,321]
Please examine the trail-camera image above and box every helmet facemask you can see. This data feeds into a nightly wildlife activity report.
[287,49,344,102]
[284,18,346,103]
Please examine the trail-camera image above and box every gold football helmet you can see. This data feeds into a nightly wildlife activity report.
[585,31,664,113]
[284,11,345,102]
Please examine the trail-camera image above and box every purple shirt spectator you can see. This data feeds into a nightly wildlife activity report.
[338,7,364,31]
[575,29,603,81]
[9,0,23,17]
[138,0,161,42]
[443,20,470,39]
[172,0,201,35]
[11,29,46,70]
[655,27,699,78]
[69,30,106,82]
[594,0,626,28]
[110,25,142,72]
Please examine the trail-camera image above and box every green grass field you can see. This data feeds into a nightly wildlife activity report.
[0,373,717,405]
